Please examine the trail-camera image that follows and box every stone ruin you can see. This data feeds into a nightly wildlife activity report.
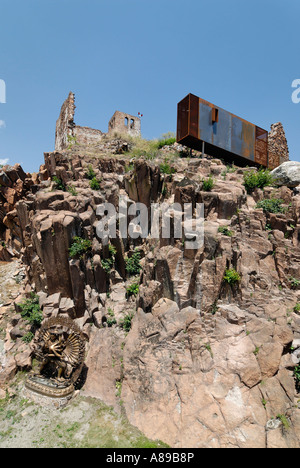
[108,111,141,138]
[268,122,289,169]
[55,92,290,171]
[55,92,141,152]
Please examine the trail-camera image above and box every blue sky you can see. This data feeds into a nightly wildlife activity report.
[0,0,299,173]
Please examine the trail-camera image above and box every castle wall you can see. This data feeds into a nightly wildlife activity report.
[55,92,76,151]
[55,94,141,151]
[73,126,104,146]
[108,111,141,138]
[268,122,289,170]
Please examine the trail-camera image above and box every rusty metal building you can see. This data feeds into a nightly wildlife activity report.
[177,94,272,168]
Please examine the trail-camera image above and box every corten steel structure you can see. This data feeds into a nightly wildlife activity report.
[177,94,271,168]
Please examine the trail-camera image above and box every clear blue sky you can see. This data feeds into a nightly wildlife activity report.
[0,0,299,173]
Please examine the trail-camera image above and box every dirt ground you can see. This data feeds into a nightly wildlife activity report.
[0,374,167,448]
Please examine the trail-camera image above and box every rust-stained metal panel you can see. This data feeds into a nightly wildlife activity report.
[255,126,268,167]
[189,93,199,139]
[177,94,270,168]
[177,95,189,142]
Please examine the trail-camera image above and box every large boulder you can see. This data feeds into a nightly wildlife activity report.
[271,161,300,187]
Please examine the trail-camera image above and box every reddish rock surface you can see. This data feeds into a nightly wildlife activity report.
[0,139,300,448]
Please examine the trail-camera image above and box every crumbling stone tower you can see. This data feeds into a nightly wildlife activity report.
[268,122,289,169]
[108,111,141,138]
[55,92,76,151]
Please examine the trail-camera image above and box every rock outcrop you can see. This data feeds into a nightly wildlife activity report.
[271,161,300,188]
[0,138,300,448]
[0,164,40,261]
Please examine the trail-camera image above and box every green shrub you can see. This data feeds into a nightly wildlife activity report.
[106,308,117,327]
[101,258,113,274]
[86,164,96,180]
[243,168,274,194]
[101,244,117,274]
[126,138,160,160]
[294,303,300,313]
[120,312,134,332]
[126,283,139,299]
[52,176,66,191]
[294,365,300,391]
[69,236,92,259]
[218,226,233,237]
[157,137,176,149]
[19,294,43,327]
[106,318,117,328]
[255,198,287,214]
[289,277,300,289]
[125,250,142,276]
[108,244,117,257]
[90,177,101,191]
[160,161,176,175]
[125,163,135,173]
[223,268,241,285]
[221,165,237,180]
[202,176,214,192]
[22,332,35,344]
[67,185,78,196]
[276,414,291,430]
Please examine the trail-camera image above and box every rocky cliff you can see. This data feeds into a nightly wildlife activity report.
[0,136,300,448]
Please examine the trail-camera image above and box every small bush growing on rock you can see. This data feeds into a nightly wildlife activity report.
[157,133,176,149]
[120,312,134,332]
[243,168,274,194]
[202,176,214,192]
[276,414,291,430]
[218,226,233,237]
[160,161,176,175]
[106,308,117,327]
[86,164,96,180]
[294,365,300,392]
[89,177,101,191]
[101,258,113,274]
[108,244,117,257]
[223,268,241,285]
[22,331,34,344]
[67,185,78,196]
[101,243,117,274]
[289,277,300,289]
[255,198,287,214]
[19,293,43,327]
[125,137,160,160]
[125,163,135,173]
[126,283,139,299]
[125,250,142,276]
[294,303,300,313]
[52,176,66,191]
[69,236,92,259]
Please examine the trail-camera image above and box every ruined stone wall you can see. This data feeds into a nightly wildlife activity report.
[55,93,140,150]
[108,111,141,138]
[73,126,104,146]
[55,92,76,152]
[268,122,289,170]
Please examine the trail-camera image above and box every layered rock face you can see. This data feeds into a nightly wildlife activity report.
[1,138,300,448]
[0,164,40,261]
